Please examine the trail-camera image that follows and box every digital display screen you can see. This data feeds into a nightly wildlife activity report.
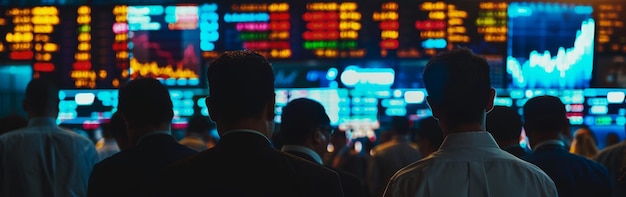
[126,5,202,87]
[506,2,595,89]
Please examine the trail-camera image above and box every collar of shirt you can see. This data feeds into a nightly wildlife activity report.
[532,139,565,151]
[281,145,323,165]
[222,129,270,142]
[439,131,499,150]
[136,130,171,145]
[28,117,57,127]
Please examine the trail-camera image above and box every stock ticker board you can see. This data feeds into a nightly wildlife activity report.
[0,1,624,90]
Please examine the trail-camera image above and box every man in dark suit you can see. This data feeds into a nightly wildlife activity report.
[277,98,368,197]
[486,106,530,158]
[87,78,198,197]
[158,50,344,197]
[523,95,612,197]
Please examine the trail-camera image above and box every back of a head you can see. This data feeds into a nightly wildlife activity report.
[487,106,523,142]
[415,116,444,149]
[207,50,274,122]
[24,78,60,116]
[279,98,331,145]
[422,48,491,128]
[391,116,411,136]
[118,77,173,130]
[523,96,567,133]
[187,115,214,135]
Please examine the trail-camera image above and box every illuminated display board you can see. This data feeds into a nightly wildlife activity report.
[126,4,202,87]
[0,0,625,91]
[593,2,626,88]
[300,2,366,58]
[222,2,291,59]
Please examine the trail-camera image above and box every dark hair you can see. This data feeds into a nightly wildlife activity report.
[0,114,28,134]
[422,48,491,128]
[523,96,567,133]
[415,116,444,150]
[207,50,274,122]
[109,111,131,150]
[487,106,523,142]
[391,116,411,135]
[187,115,214,135]
[24,78,60,114]
[279,98,331,145]
[118,78,173,129]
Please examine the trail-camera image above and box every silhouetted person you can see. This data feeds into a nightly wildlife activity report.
[383,48,557,197]
[96,120,120,160]
[486,106,530,158]
[159,50,343,197]
[594,121,626,197]
[570,126,599,159]
[0,114,27,135]
[368,116,421,197]
[325,129,349,165]
[87,78,197,197]
[414,116,444,157]
[605,132,620,148]
[278,98,367,197]
[109,111,131,151]
[179,115,215,151]
[0,78,98,197]
[523,95,611,197]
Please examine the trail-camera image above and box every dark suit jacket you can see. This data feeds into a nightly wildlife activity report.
[158,131,344,197]
[503,145,530,158]
[523,143,612,197]
[284,150,369,197]
[87,134,197,197]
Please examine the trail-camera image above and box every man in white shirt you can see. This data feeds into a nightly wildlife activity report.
[383,48,557,197]
[0,78,99,197]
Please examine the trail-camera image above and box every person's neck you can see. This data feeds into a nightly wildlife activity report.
[442,122,485,137]
[216,118,270,138]
[528,131,561,149]
[129,123,171,144]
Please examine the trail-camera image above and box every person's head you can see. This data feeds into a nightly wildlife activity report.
[118,77,173,141]
[486,106,523,147]
[109,111,131,150]
[0,114,28,135]
[391,116,411,136]
[206,50,275,136]
[186,115,215,138]
[523,95,568,147]
[279,98,332,157]
[23,78,60,118]
[414,116,444,157]
[422,48,495,134]
[570,127,599,158]
[606,132,620,147]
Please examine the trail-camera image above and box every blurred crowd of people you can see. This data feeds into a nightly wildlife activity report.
[0,49,625,196]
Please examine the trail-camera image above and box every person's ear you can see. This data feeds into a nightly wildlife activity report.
[426,96,440,120]
[206,96,220,122]
[486,87,496,113]
[313,129,327,145]
[264,93,276,121]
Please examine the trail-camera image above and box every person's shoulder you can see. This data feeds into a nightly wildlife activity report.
[595,141,626,160]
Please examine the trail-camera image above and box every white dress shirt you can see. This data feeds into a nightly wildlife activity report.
[0,117,99,197]
[384,131,557,197]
